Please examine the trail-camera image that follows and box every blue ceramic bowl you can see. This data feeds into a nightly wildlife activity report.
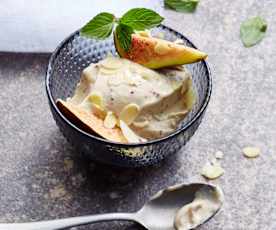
[46,25,212,167]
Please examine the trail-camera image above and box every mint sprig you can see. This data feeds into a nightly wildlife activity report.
[115,24,134,52]
[80,13,115,39]
[164,0,199,13]
[120,8,164,30]
[80,8,164,51]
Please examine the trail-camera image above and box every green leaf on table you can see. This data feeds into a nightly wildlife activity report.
[115,24,134,52]
[120,8,164,30]
[164,0,199,13]
[80,12,115,39]
[240,16,267,47]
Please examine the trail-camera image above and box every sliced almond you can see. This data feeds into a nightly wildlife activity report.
[100,57,122,70]
[119,120,146,143]
[242,147,260,158]
[91,103,106,119]
[99,67,119,75]
[88,91,103,108]
[133,120,149,128]
[103,111,117,129]
[154,41,171,55]
[201,160,224,180]
[119,103,140,125]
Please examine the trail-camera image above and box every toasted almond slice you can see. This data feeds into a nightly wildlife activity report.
[104,111,117,129]
[133,120,149,128]
[242,147,260,158]
[119,120,146,143]
[154,41,171,55]
[99,67,119,75]
[119,103,140,125]
[100,57,122,70]
[201,160,224,180]
[88,91,103,108]
[56,99,127,143]
[90,103,106,119]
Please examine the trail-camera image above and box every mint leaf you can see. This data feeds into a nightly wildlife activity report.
[165,0,199,13]
[240,16,267,47]
[116,24,134,52]
[120,8,164,30]
[80,12,115,39]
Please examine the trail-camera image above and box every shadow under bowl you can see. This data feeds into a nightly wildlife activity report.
[46,25,212,168]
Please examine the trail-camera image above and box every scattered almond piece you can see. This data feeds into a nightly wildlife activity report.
[103,111,117,129]
[201,160,224,180]
[242,147,260,158]
[215,151,224,159]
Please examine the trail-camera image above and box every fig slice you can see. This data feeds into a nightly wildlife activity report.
[56,99,127,143]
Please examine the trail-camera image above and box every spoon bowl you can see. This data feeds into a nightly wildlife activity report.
[136,183,223,230]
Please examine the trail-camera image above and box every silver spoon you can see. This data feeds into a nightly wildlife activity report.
[0,183,223,230]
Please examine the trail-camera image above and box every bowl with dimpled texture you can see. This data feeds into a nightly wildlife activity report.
[46,25,212,168]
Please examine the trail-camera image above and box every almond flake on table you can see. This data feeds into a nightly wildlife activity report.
[215,151,224,159]
[201,159,224,180]
[242,147,261,158]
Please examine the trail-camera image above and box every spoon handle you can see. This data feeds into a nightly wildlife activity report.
[0,213,136,230]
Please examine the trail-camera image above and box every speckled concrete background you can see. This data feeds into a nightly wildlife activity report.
[0,0,276,229]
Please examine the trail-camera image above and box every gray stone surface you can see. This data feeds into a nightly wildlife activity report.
[0,0,276,229]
